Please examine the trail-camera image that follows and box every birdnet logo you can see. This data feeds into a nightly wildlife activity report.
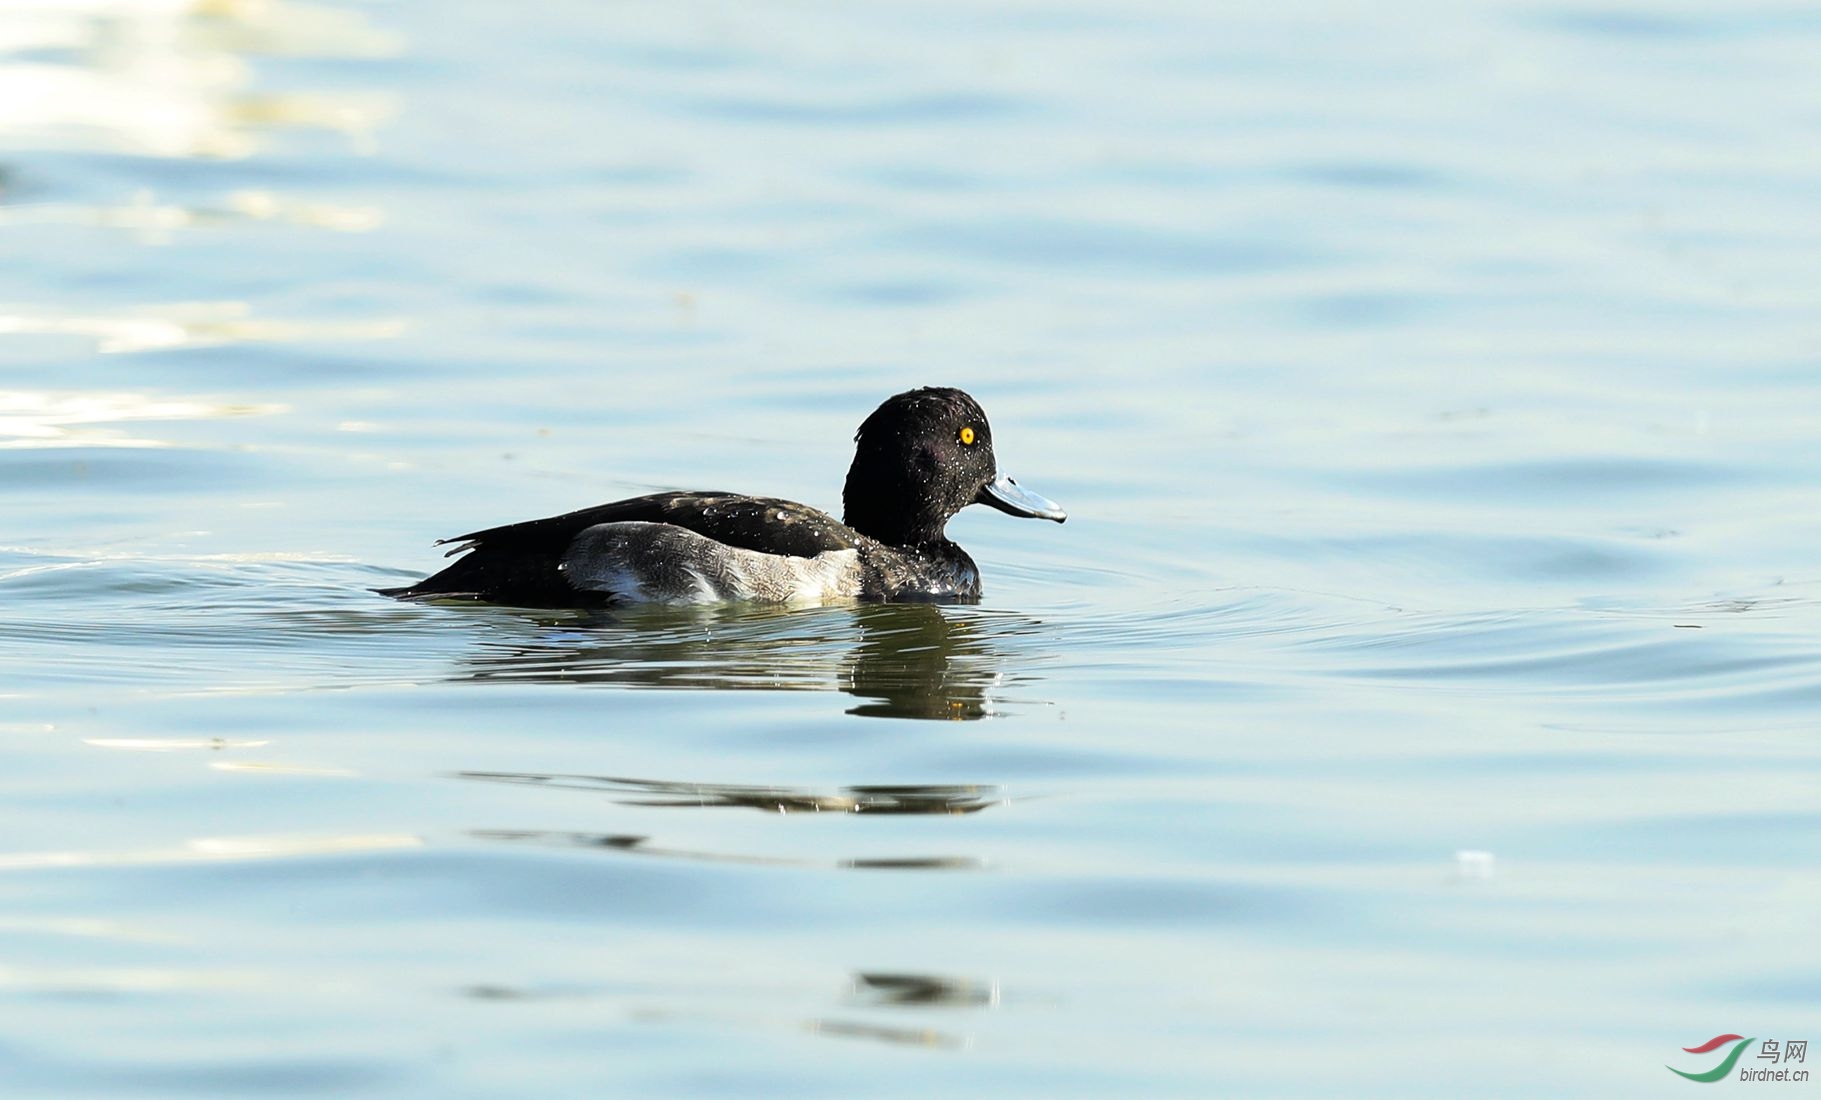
[1668,1034,1810,1084]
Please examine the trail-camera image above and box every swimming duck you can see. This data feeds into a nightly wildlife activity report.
[378,387,1065,607]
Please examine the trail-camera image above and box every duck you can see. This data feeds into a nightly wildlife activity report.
[378,387,1066,608]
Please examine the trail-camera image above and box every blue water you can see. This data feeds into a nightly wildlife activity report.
[4,1,1821,1095]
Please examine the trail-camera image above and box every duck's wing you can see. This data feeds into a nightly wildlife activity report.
[379,491,862,605]
[442,492,860,558]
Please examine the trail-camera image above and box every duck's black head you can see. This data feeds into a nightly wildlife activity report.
[841,387,1066,547]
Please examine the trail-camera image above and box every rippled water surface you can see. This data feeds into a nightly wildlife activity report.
[5,2,1821,1095]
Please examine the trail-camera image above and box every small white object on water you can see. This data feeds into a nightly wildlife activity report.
[1454,849,1496,880]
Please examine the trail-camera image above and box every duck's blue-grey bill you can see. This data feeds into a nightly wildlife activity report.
[978,475,1067,522]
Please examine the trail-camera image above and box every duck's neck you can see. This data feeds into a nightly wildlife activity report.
[843,464,948,547]
[843,500,948,548]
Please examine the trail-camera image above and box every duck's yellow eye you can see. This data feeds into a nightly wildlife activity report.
[958,426,976,446]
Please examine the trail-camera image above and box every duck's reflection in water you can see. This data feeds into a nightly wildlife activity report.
[453,970,995,1052]
[460,772,1001,815]
[452,604,1043,874]
[849,972,999,1009]
[471,827,983,872]
[454,601,1049,720]
[461,774,1001,869]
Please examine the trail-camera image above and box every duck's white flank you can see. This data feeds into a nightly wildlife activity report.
[560,521,864,605]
